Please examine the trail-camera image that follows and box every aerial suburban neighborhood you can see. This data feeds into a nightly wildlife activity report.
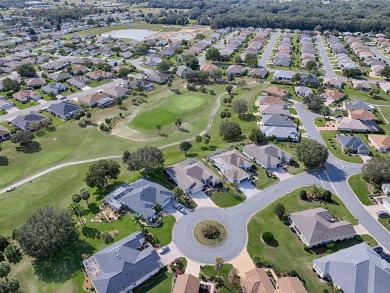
[0,0,390,293]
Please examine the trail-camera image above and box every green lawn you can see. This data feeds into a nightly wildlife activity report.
[134,267,173,293]
[313,117,327,127]
[9,98,40,109]
[319,130,363,163]
[88,79,112,88]
[200,264,241,293]
[379,218,390,232]
[209,191,246,208]
[342,84,390,106]
[348,174,372,205]
[247,187,359,293]
[377,106,390,133]
[255,167,279,189]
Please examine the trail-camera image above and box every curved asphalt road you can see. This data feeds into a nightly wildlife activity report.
[173,103,390,263]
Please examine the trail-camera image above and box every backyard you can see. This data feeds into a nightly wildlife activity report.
[246,187,368,293]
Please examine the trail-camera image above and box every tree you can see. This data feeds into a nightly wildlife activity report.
[305,61,317,72]
[28,28,36,35]
[232,99,248,118]
[0,262,10,280]
[249,128,268,144]
[179,141,193,155]
[0,278,20,293]
[237,80,247,88]
[154,203,163,213]
[157,59,171,73]
[205,47,221,61]
[220,111,226,121]
[296,139,328,168]
[1,78,20,92]
[308,184,322,199]
[4,245,22,264]
[321,106,331,118]
[174,117,182,129]
[86,111,92,120]
[343,68,362,79]
[15,64,36,77]
[262,232,274,242]
[381,66,390,79]
[225,110,231,120]
[72,193,81,203]
[195,135,202,146]
[214,257,224,281]
[203,134,210,147]
[209,69,222,81]
[322,190,332,202]
[0,235,9,253]
[184,54,199,70]
[274,203,285,220]
[226,84,233,94]
[80,188,90,206]
[84,160,121,189]
[156,124,162,134]
[117,68,131,78]
[362,156,390,184]
[124,147,165,175]
[10,131,35,146]
[233,55,243,64]
[292,73,301,83]
[14,205,78,260]
[305,95,324,112]
[219,122,242,141]
[173,187,183,199]
[299,190,308,200]
[245,53,258,68]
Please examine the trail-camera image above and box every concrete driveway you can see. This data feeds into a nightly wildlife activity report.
[163,201,184,221]
[272,167,294,181]
[238,181,259,199]
[365,204,387,220]
[158,241,184,266]
[360,154,372,163]
[191,191,217,208]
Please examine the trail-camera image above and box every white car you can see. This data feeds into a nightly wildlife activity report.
[158,246,169,254]
[176,204,187,214]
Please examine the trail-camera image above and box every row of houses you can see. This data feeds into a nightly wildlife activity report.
[218,29,252,57]
[327,36,359,71]
[241,31,269,59]
[336,133,390,154]
[374,35,390,54]
[299,34,317,68]
[273,33,292,67]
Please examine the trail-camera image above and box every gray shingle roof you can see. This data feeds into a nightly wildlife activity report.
[262,114,295,127]
[104,179,172,220]
[313,243,390,293]
[243,143,293,168]
[337,135,370,153]
[83,231,162,293]
[47,101,81,118]
[344,101,371,111]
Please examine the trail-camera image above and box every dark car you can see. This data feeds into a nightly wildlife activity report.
[381,254,390,261]
[373,246,383,254]
[377,211,390,218]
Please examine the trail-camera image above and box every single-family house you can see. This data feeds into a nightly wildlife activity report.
[259,104,290,116]
[321,89,345,103]
[288,207,356,248]
[368,135,390,153]
[260,126,300,142]
[172,274,201,293]
[102,86,129,99]
[200,63,218,73]
[256,95,285,106]
[47,101,82,120]
[348,109,376,121]
[344,101,372,111]
[351,79,372,91]
[225,65,246,76]
[0,96,13,110]
[147,72,169,84]
[66,76,90,89]
[243,143,293,169]
[209,149,252,184]
[83,231,163,293]
[87,70,113,80]
[379,82,390,94]
[11,111,49,131]
[176,66,191,78]
[77,93,110,107]
[262,114,295,127]
[336,135,370,154]
[323,76,344,89]
[47,71,72,81]
[298,73,318,86]
[13,90,41,103]
[166,158,220,195]
[104,179,172,221]
[335,118,369,132]
[145,56,162,67]
[25,77,46,88]
[248,68,268,78]
[41,82,67,95]
[126,80,154,91]
[0,125,11,141]
[313,243,390,293]
[262,86,289,99]
[272,70,293,82]
[294,86,313,98]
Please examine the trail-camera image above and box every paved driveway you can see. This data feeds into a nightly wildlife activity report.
[163,201,184,221]
[238,181,259,199]
[191,191,217,208]
[158,240,184,266]
[272,167,294,181]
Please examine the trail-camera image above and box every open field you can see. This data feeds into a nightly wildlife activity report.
[247,187,364,293]
[348,174,372,206]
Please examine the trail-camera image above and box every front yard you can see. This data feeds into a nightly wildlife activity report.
[247,187,365,293]
[199,263,241,293]
[348,174,372,205]
[209,191,246,208]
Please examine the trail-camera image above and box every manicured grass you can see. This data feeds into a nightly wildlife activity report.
[199,264,240,293]
[342,84,390,106]
[134,267,173,293]
[313,117,327,127]
[361,234,378,247]
[209,191,246,208]
[255,167,279,189]
[348,174,372,206]
[379,218,390,232]
[319,130,363,163]
[377,106,390,133]
[194,220,227,246]
[149,215,176,246]
[130,93,208,131]
[88,79,112,88]
[9,98,40,109]
[247,187,359,293]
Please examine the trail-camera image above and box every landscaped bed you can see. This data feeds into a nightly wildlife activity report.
[194,220,227,246]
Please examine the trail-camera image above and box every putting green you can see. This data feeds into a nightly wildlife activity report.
[174,95,205,110]
[131,108,176,131]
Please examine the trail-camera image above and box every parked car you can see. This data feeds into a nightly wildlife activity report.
[381,254,390,261]
[377,211,390,218]
[158,246,169,254]
[175,204,187,214]
[373,246,383,254]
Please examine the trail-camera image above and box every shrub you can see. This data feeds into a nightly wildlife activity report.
[303,245,310,252]
[274,203,285,220]
[354,235,363,241]
[174,88,180,94]
[262,232,274,242]
[299,190,308,200]
[290,270,298,277]
[326,242,335,249]
[209,89,215,95]
[104,118,111,124]
[322,190,332,202]
[326,249,333,254]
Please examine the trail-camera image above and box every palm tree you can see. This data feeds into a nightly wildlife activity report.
[214,257,224,282]
[80,188,90,206]
[321,106,331,119]
[308,184,322,199]
[156,124,161,135]
[154,202,163,213]
[70,202,85,226]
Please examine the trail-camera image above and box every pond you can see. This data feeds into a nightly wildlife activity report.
[101,29,156,40]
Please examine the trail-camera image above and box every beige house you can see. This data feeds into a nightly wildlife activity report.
[368,135,390,152]
[173,274,201,293]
